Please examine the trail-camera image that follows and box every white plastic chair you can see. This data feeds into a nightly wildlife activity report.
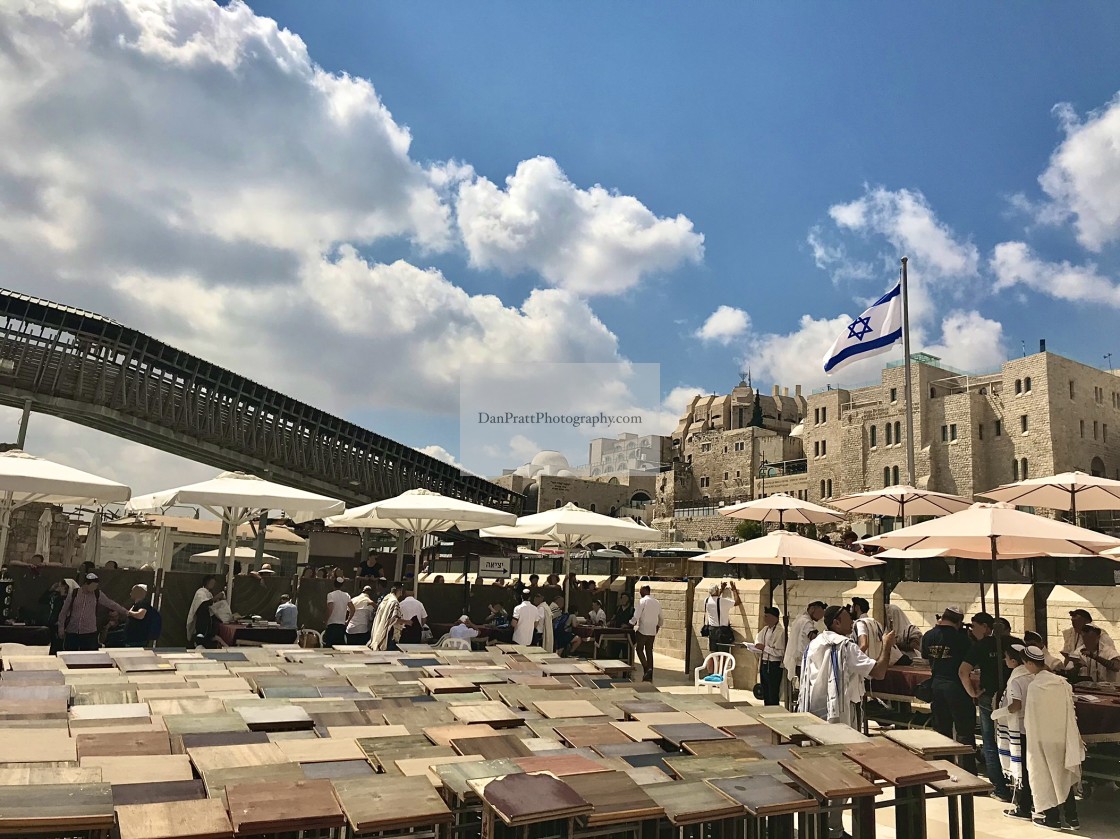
[438,636,472,651]
[297,628,323,649]
[694,651,736,698]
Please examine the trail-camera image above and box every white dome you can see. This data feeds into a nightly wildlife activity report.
[531,450,570,469]
[555,469,576,477]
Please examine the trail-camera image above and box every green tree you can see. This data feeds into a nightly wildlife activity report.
[735,520,763,541]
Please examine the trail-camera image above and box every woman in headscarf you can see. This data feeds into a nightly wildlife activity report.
[369,583,405,651]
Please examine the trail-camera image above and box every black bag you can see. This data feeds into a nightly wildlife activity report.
[752,683,765,701]
[714,625,735,645]
[915,678,934,703]
[700,624,710,638]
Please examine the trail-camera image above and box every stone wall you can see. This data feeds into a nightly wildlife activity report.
[3,503,74,565]
[690,578,769,691]
[890,582,1036,636]
[780,580,884,624]
[665,515,739,544]
[647,580,690,663]
[1045,586,1120,652]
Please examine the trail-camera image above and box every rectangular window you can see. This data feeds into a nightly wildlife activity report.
[734,441,745,452]
[950,424,957,441]
[821,407,827,423]
[699,476,709,488]
[701,442,712,452]
[1020,414,1029,433]
[814,441,820,457]
[1094,421,1099,440]
[1070,380,1076,399]
[978,424,984,440]
[995,420,1002,436]
[724,472,729,480]
[821,440,827,456]
[1105,424,1109,443]
[886,424,893,446]
[941,425,948,442]
[735,470,741,478]
[890,387,898,403]
[1081,420,1085,438]
[814,408,820,424]
[869,426,877,447]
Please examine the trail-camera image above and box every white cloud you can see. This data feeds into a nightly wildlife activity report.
[662,386,704,419]
[695,306,749,344]
[456,156,704,295]
[805,227,873,284]
[991,241,1120,307]
[1037,95,1120,251]
[828,187,980,280]
[924,310,1007,373]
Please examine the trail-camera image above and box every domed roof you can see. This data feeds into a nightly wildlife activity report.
[531,450,570,469]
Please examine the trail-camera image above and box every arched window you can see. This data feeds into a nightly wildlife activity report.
[1015,379,1022,394]
[885,424,893,446]
[554,499,563,508]
[589,503,596,512]
[870,426,877,447]
[893,465,900,485]
[820,480,826,498]
[1021,458,1028,479]
[826,479,833,497]
[1012,459,1019,481]
[883,467,891,487]
[894,421,901,443]
[1024,377,1032,392]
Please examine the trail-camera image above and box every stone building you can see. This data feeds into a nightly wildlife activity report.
[652,349,1120,543]
[802,348,1120,508]
[581,432,672,477]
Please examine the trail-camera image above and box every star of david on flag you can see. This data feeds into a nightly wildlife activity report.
[822,283,903,374]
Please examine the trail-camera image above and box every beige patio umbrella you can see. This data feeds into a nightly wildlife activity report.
[980,471,1120,522]
[718,493,845,528]
[862,502,1120,613]
[831,485,971,520]
[692,531,883,709]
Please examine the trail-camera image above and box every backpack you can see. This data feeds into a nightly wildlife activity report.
[61,588,99,632]
[146,605,163,643]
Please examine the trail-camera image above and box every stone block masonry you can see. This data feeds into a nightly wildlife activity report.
[891,582,1035,636]
[1046,586,1120,653]
[780,580,883,626]
[692,578,769,690]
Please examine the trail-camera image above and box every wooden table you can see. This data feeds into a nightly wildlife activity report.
[651,722,732,749]
[564,770,663,832]
[481,771,592,836]
[0,782,115,837]
[554,722,632,748]
[76,731,171,758]
[450,701,523,728]
[116,798,233,839]
[200,763,305,797]
[779,756,880,839]
[532,699,607,720]
[708,774,818,839]
[300,759,376,781]
[186,743,288,774]
[683,738,763,758]
[235,704,314,732]
[843,741,947,839]
[885,728,975,759]
[334,775,453,837]
[924,759,992,839]
[224,779,345,835]
[795,723,871,746]
[758,713,825,744]
[513,754,612,777]
[79,755,194,785]
[450,733,532,759]
[645,779,744,828]
[111,780,207,806]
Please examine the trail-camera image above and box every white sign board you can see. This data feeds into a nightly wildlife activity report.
[478,556,511,579]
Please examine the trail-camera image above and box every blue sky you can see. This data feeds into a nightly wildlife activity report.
[3,1,1120,488]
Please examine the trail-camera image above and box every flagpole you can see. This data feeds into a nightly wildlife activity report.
[901,256,917,512]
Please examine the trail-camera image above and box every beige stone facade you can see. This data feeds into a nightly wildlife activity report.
[492,471,657,524]
[803,350,1120,505]
[583,433,672,477]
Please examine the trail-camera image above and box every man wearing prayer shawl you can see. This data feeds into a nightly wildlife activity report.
[368,583,405,651]
[885,602,922,664]
[994,642,1034,819]
[784,601,826,684]
[1024,646,1084,830]
[798,605,894,839]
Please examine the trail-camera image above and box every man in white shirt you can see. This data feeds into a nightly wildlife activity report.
[754,606,786,706]
[1061,609,1114,671]
[703,581,740,654]
[630,585,662,682]
[511,589,537,646]
[587,600,607,626]
[783,601,826,685]
[850,597,884,659]
[800,605,894,839]
[398,592,428,645]
[449,615,480,641]
[186,574,219,646]
[345,586,375,645]
[1074,625,1120,683]
[324,578,351,647]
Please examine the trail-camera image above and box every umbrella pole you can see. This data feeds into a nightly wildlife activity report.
[0,492,15,566]
[564,543,571,604]
[991,535,1006,697]
[783,564,792,710]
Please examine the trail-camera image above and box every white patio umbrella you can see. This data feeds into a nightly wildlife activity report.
[831,485,972,520]
[719,493,845,528]
[35,508,52,561]
[482,502,661,601]
[326,488,517,596]
[0,450,131,565]
[980,471,1120,520]
[130,471,344,594]
[191,546,278,563]
[83,510,103,568]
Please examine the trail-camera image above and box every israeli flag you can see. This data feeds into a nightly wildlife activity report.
[822,283,903,374]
